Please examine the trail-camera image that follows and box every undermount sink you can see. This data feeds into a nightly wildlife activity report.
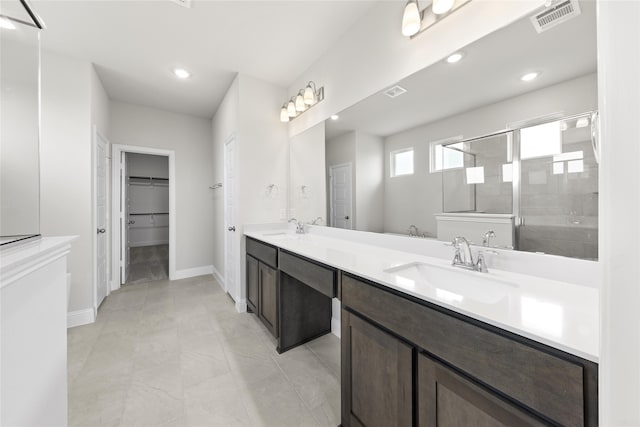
[384,262,517,304]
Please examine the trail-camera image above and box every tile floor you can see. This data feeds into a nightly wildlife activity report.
[126,245,169,284]
[68,275,341,427]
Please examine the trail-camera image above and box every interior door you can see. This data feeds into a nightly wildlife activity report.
[329,163,353,229]
[120,151,129,284]
[95,131,108,307]
[224,136,238,299]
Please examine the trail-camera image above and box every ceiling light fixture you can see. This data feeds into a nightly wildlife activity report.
[402,0,421,37]
[401,0,470,38]
[330,114,340,121]
[0,17,16,30]
[173,68,191,79]
[280,81,324,123]
[446,52,464,63]
[521,72,539,82]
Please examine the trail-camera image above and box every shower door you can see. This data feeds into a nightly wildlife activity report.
[517,114,599,259]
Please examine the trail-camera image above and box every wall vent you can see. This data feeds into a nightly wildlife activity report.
[171,0,192,9]
[531,0,581,33]
[383,85,407,99]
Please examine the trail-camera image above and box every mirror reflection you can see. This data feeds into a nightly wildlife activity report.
[295,2,598,260]
[0,9,41,244]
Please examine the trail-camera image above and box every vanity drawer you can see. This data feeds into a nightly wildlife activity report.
[342,273,592,427]
[246,237,277,268]
[279,251,336,298]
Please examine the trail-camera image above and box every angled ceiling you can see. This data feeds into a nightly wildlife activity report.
[31,0,378,118]
[325,0,597,139]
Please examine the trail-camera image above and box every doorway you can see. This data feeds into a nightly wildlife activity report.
[94,127,109,310]
[329,163,353,229]
[111,145,176,290]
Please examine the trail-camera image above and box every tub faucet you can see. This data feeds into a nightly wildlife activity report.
[482,230,496,247]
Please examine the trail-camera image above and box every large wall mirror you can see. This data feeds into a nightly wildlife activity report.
[291,1,598,260]
[0,0,43,245]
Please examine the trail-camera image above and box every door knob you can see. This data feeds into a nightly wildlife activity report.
[345,216,350,220]
[97,228,106,234]
[128,220,135,225]
[228,226,236,232]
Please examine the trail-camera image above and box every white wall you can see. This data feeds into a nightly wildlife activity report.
[287,0,546,137]
[355,132,384,232]
[110,101,213,272]
[598,1,640,425]
[290,122,326,222]
[384,73,597,236]
[40,51,93,313]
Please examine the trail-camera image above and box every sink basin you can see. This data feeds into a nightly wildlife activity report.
[384,262,517,304]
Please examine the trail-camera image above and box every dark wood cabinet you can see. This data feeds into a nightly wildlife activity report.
[246,255,259,313]
[341,272,598,427]
[418,353,546,427]
[258,262,278,337]
[341,309,413,427]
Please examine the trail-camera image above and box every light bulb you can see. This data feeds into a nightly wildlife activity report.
[402,0,421,37]
[295,94,306,112]
[173,68,191,79]
[521,72,539,82]
[280,107,289,122]
[432,0,454,15]
[287,101,297,117]
[446,52,463,63]
[303,85,315,105]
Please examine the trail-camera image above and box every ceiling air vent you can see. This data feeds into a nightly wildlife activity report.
[383,85,407,99]
[531,0,581,33]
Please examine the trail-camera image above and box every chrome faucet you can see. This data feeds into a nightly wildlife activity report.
[408,224,419,237]
[451,236,497,273]
[288,218,306,234]
[482,230,496,247]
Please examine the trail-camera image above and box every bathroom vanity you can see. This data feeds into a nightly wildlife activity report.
[244,226,599,426]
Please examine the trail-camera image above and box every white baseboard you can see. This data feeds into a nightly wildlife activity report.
[67,307,96,328]
[331,316,341,338]
[235,298,247,313]
[211,264,225,290]
[174,265,214,280]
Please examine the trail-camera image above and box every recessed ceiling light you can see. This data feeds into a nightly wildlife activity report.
[0,17,16,30]
[330,114,339,121]
[521,72,539,82]
[446,52,464,64]
[173,68,191,79]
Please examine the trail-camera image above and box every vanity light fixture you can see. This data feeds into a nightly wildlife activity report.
[173,68,191,79]
[330,114,340,121]
[402,0,421,37]
[280,81,324,122]
[0,17,16,30]
[432,0,455,15]
[401,0,470,38]
[521,72,539,82]
[446,52,464,63]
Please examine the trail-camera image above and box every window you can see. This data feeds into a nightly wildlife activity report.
[430,137,464,172]
[390,148,414,177]
[520,121,562,160]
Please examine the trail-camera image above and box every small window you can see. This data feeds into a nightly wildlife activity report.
[390,148,414,177]
[430,137,464,172]
[520,121,562,160]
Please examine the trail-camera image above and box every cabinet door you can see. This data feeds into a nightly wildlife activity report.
[246,255,259,313]
[418,353,546,427]
[258,262,278,337]
[341,309,413,427]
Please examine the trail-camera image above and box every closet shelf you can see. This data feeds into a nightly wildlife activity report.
[129,212,169,216]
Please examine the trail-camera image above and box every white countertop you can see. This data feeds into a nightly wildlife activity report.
[1,236,77,289]
[245,228,599,362]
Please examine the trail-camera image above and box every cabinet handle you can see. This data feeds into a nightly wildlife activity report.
[228,226,236,232]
